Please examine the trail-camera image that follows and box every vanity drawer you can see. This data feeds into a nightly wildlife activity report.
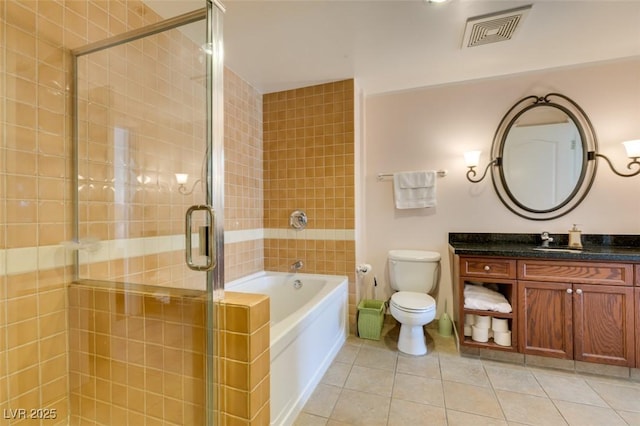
[518,260,633,286]
[460,257,516,279]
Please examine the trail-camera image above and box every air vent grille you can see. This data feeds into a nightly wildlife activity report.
[462,5,532,48]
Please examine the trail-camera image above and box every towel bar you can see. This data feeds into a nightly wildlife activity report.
[377,170,448,181]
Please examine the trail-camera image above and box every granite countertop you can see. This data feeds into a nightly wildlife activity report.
[449,233,640,263]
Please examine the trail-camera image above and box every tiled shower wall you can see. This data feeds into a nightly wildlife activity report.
[263,80,357,327]
[223,68,264,283]
[0,1,214,424]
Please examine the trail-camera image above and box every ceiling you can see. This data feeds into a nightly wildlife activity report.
[146,0,640,95]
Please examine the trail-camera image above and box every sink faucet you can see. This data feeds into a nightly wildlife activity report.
[541,231,554,247]
[291,260,304,271]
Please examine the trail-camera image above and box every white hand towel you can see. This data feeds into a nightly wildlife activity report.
[393,170,437,209]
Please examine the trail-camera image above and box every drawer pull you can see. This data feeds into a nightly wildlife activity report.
[567,288,573,294]
[576,288,583,295]
[484,265,491,271]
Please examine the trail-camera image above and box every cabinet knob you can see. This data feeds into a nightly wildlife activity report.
[576,288,583,295]
[483,265,490,271]
[567,288,573,294]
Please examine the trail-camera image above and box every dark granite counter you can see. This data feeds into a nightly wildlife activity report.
[449,233,640,263]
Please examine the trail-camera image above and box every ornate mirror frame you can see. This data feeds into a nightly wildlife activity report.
[490,93,598,220]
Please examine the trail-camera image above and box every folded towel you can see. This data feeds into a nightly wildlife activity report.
[464,284,512,313]
[393,170,437,209]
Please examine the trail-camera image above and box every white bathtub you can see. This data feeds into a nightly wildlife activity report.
[226,271,348,425]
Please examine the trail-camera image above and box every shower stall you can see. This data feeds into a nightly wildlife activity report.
[0,0,224,425]
[62,1,220,424]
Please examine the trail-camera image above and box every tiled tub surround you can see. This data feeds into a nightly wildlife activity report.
[215,291,271,425]
[263,80,357,328]
[449,232,640,378]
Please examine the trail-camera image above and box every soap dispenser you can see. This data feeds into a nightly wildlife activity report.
[568,224,583,249]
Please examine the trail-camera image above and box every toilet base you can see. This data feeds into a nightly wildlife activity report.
[397,324,427,356]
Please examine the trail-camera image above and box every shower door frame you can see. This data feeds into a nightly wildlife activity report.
[70,1,225,423]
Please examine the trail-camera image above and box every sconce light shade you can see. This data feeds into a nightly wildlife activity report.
[464,150,481,168]
[175,173,189,184]
[622,140,640,158]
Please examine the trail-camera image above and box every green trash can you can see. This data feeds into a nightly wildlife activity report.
[357,299,385,340]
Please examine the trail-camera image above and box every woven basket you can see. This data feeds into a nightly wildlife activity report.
[357,299,385,340]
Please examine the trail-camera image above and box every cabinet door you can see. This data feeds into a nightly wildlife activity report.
[573,284,635,367]
[636,289,640,369]
[518,281,573,359]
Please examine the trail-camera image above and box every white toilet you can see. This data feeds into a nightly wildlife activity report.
[388,249,441,356]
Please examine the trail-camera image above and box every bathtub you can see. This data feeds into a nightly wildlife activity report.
[226,271,349,425]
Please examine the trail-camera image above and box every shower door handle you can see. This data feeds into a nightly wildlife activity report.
[185,205,216,271]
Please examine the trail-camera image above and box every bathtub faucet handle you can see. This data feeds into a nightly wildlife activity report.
[291,260,304,271]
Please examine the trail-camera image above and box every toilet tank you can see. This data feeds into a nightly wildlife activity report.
[388,250,441,293]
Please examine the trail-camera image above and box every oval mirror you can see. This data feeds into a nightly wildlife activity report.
[490,93,598,220]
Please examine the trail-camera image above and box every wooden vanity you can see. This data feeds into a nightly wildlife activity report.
[450,233,640,370]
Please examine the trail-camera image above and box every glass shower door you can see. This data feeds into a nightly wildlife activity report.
[70,2,223,424]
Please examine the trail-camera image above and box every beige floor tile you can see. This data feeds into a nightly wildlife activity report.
[554,400,627,426]
[353,346,397,371]
[533,371,608,406]
[443,381,504,419]
[617,410,640,425]
[321,361,352,387]
[392,372,445,407]
[392,373,444,407]
[484,365,546,397]
[440,355,491,387]
[329,388,390,426]
[334,342,361,364]
[445,409,508,426]
[344,365,395,397]
[303,383,342,418]
[294,412,329,425]
[495,389,567,425]
[388,398,447,426]
[396,352,441,379]
[587,379,640,412]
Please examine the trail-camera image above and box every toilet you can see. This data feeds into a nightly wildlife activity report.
[388,249,441,356]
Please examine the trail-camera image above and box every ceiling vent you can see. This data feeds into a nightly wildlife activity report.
[462,5,532,48]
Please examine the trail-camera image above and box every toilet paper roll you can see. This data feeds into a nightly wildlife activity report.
[356,263,372,275]
[464,325,472,337]
[464,314,475,326]
[471,325,489,342]
[474,315,491,329]
[491,318,509,332]
[493,330,512,346]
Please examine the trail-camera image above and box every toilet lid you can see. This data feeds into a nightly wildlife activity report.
[391,291,436,312]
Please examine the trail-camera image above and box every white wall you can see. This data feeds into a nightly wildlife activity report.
[360,57,640,317]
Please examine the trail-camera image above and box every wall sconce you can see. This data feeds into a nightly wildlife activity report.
[464,150,501,183]
[592,140,640,177]
[175,173,201,195]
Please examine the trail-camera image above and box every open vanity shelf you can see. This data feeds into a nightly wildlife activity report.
[458,257,518,351]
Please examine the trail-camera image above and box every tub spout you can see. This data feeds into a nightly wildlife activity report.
[291,260,304,271]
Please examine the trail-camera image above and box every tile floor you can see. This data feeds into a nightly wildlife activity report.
[294,322,640,425]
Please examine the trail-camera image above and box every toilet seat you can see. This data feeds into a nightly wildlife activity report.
[390,291,436,313]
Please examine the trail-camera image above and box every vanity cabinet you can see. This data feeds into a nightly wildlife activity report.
[457,257,518,352]
[518,260,635,367]
[636,289,640,368]
[457,255,636,367]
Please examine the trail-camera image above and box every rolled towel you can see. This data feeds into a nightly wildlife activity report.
[464,284,512,313]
